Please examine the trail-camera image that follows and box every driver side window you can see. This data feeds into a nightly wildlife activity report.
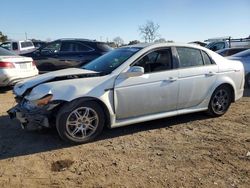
[134,49,172,73]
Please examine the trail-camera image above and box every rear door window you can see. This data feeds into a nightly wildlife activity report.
[176,47,204,68]
[75,43,94,52]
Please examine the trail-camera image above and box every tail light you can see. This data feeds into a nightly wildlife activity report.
[0,61,15,68]
[32,61,36,66]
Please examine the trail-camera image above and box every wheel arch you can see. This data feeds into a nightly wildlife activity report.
[56,97,112,128]
[212,82,235,102]
[213,75,238,102]
[217,83,235,102]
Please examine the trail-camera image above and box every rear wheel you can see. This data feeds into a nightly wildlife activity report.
[207,85,233,117]
[56,100,105,144]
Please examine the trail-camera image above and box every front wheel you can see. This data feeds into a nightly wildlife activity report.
[207,85,233,117]
[56,101,105,144]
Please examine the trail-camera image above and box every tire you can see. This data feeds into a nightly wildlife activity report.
[56,100,105,144]
[246,73,250,88]
[207,85,233,117]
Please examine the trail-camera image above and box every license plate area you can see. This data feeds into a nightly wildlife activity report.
[15,61,31,69]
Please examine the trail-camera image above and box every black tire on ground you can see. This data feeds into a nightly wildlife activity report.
[56,100,105,144]
[207,85,233,117]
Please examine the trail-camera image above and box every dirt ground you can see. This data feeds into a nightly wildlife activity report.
[0,87,249,188]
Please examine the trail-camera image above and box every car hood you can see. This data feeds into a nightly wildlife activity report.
[14,68,99,96]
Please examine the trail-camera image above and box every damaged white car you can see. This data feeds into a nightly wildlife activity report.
[8,43,245,143]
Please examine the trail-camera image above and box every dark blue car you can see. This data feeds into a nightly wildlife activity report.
[22,38,112,73]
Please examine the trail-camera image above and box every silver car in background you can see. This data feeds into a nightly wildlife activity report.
[8,43,244,144]
[0,47,38,86]
[227,49,250,87]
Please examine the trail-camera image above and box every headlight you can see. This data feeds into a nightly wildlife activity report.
[34,95,53,107]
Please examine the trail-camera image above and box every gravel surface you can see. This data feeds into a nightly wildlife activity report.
[0,87,249,187]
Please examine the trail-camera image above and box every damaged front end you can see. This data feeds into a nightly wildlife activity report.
[8,94,61,129]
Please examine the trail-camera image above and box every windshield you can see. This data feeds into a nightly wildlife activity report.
[232,49,250,57]
[83,47,141,74]
[0,47,16,56]
[0,42,11,50]
[205,42,216,48]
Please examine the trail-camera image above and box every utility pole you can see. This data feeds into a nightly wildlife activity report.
[25,32,27,40]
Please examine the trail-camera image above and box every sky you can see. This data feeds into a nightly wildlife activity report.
[0,0,250,43]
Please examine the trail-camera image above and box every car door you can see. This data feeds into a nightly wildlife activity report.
[34,41,62,72]
[114,48,179,120]
[176,47,218,109]
[59,41,97,68]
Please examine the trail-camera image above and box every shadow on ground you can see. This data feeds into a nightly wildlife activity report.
[0,112,209,160]
[0,86,12,94]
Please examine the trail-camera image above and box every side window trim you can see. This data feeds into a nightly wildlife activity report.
[76,42,95,52]
[201,50,216,65]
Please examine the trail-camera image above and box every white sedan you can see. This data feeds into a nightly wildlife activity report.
[0,47,38,86]
[8,43,244,143]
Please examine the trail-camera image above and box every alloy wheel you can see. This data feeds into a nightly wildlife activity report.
[66,107,99,139]
[211,89,230,114]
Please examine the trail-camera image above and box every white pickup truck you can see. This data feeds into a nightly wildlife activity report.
[205,37,250,51]
[0,40,36,55]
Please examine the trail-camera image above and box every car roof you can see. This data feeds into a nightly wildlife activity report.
[55,38,102,43]
[123,42,206,50]
[5,40,33,43]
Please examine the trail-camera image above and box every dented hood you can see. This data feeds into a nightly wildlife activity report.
[14,68,99,96]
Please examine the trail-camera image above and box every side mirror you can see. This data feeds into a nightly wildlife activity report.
[123,66,144,77]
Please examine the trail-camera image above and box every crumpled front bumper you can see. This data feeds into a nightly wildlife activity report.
[7,101,60,129]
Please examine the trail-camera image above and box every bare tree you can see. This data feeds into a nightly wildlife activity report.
[113,36,124,47]
[139,21,160,43]
[154,38,166,43]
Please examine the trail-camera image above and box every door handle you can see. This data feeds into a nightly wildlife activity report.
[169,77,178,82]
[205,72,216,77]
[163,77,178,83]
